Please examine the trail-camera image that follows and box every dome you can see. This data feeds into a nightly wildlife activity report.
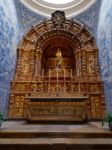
[20,0,97,18]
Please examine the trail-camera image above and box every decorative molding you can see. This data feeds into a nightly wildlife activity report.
[14,0,101,39]
[20,0,97,18]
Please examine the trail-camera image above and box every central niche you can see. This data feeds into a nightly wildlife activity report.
[42,37,76,78]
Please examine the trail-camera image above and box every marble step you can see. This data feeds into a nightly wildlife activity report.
[0,131,112,138]
[0,138,112,150]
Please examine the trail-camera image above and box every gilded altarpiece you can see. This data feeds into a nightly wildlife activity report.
[8,11,105,121]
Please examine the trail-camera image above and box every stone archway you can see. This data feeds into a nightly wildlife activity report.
[8,11,105,120]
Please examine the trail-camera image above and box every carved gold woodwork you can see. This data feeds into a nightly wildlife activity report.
[90,95,102,118]
[26,99,87,122]
[8,11,105,120]
[9,94,25,118]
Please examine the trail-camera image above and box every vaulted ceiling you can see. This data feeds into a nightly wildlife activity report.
[14,0,101,38]
[20,0,97,18]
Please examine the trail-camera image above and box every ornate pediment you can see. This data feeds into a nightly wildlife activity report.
[51,11,65,28]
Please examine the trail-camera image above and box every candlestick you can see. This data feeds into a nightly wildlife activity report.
[41,68,44,94]
[77,69,79,77]
[64,69,66,93]
[71,69,73,93]
[78,83,80,92]
[64,69,65,80]
[71,69,72,78]
[48,69,51,93]
[42,68,44,80]
[49,69,51,78]
[56,68,59,95]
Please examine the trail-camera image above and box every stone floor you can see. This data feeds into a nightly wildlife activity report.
[0,121,112,150]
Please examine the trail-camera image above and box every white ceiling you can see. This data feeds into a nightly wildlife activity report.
[20,0,97,18]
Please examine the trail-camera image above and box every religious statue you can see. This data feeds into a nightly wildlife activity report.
[56,48,62,69]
